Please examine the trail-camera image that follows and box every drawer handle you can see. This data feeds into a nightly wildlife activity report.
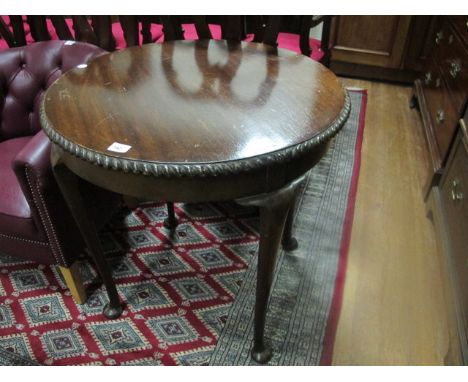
[435,77,441,88]
[435,30,444,44]
[436,110,445,123]
[449,60,461,78]
[451,180,464,202]
[424,71,432,85]
[461,119,468,147]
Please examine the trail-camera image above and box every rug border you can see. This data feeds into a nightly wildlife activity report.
[319,89,368,365]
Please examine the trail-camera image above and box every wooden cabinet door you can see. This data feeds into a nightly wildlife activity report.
[330,16,412,68]
[403,16,441,72]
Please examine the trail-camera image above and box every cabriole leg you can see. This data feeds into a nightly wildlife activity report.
[163,201,178,229]
[237,176,305,364]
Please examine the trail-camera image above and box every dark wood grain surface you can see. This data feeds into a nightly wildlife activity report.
[42,40,345,165]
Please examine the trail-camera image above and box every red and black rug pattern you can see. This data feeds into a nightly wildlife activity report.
[0,201,260,365]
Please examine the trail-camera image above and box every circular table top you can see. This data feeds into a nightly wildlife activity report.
[41,40,349,177]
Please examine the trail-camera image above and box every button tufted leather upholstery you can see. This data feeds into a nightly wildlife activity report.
[0,40,105,140]
[0,40,121,267]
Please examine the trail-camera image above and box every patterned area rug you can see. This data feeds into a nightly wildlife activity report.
[0,89,366,366]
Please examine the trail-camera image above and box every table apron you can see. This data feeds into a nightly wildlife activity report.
[51,143,329,203]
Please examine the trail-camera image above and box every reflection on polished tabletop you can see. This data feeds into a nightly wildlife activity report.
[43,39,346,165]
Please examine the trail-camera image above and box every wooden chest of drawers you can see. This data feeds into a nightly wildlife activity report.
[413,16,467,196]
[429,117,468,364]
[418,16,468,365]
[441,118,468,361]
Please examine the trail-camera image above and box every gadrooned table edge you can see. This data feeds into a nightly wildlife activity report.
[40,90,351,178]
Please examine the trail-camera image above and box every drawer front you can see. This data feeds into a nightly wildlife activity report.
[441,127,468,335]
[432,21,468,116]
[422,59,460,159]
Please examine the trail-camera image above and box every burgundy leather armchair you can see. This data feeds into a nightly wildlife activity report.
[0,40,120,303]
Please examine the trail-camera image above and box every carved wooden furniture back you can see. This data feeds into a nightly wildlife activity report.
[134,15,332,64]
[0,16,117,50]
[0,16,332,63]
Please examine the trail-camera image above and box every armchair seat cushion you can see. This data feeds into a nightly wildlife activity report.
[0,136,43,241]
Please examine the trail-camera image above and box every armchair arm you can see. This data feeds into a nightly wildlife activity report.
[12,130,77,266]
[13,130,52,186]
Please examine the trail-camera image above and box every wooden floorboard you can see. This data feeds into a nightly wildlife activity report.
[331,78,454,365]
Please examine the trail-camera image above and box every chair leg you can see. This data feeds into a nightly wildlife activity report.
[59,262,87,304]
[163,202,178,230]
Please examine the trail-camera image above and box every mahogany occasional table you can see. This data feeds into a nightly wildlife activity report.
[40,40,350,363]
